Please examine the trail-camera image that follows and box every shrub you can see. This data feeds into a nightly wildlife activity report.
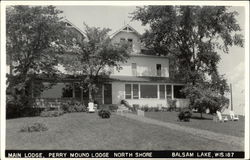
[20,122,48,132]
[120,100,133,111]
[108,104,119,112]
[154,107,160,112]
[133,104,140,112]
[98,109,111,119]
[178,108,192,122]
[61,100,87,113]
[40,110,64,117]
[167,99,177,112]
[141,105,149,112]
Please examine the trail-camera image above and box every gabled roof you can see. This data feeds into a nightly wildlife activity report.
[110,24,141,39]
[63,19,86,37]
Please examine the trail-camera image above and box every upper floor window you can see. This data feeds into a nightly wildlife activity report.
[156,64,162,76]
[132,63,137,76]
[127,38,133,48]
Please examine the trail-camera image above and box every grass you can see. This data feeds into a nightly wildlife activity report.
[145,111,244,137]
[6,112,243,150]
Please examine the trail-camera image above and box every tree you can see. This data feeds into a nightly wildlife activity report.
[60,24,130,102]
[132,6,243,117]
[6,5,68,108]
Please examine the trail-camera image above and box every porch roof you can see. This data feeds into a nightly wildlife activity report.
[34,74,185,84]
[109,75,185,84]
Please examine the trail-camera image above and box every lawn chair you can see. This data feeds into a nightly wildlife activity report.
[229,110,239,121]
[87,102,95,113]
[215,111,228,122]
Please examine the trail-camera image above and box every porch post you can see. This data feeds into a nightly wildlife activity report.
[171,85,174,100]
[102,84,104,104]
[72,83,75,98]
[31,80,34,98]
[80,87,83,103]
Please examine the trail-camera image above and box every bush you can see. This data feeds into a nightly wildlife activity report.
[141,105,149,112]
[108,104,118,112]
[178,108,192,122]
[98,109,111,119]
[120,100,133,111]
[61,100,87,113]
[20,122,48,132]
[167,99,177,112]
[40,110,64,117]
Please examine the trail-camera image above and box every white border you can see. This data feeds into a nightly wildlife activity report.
[1,1,249,160]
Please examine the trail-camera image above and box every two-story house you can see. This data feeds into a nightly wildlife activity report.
[36,23,189,108]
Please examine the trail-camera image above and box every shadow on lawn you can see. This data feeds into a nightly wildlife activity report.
[191,116,213,120]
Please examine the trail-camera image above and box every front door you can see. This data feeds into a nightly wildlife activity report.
[104,84,112,104]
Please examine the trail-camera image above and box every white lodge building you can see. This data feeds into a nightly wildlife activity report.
[39,23,190,108]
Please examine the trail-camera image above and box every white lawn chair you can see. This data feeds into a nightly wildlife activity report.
[88,102,95,113]
[216,111,228,122]
[229,110,239,121]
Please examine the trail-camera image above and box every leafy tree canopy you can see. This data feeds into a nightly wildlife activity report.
[60,23,130,102]
[6,5,69,105]
[132,6,243,115]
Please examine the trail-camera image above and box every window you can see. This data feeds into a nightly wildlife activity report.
[62,83,73,98]
[132,63,137,76]
[166,85,172,99]
[159,85,165,99]
[127,38,133,48]
[140,85,157,98]
[156,64,161,76]
[120,38,125,43]
[174,85,186,98]
[133,84,139,99]
[125,84,132,99]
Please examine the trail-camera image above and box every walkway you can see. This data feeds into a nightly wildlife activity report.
[118,112,244,148]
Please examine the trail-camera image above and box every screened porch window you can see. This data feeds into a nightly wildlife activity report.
[166,85,172,99]
[125,84,132,99]
[133,84,139,99]
[159,85,165,99]
[140,85,157,98]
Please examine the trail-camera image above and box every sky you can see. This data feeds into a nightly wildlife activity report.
[56,5,246,115]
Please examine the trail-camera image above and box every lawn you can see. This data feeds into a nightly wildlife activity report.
[6,112,243,151]
[145,111,245,137]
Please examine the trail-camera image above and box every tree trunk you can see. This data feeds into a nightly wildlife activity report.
[88,87,93,102]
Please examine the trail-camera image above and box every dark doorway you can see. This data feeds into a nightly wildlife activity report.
[104,84,112,104]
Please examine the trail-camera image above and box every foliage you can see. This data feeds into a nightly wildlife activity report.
[40,110,64,117]
[120,100,133,111]
[167,99,177,111]
[6,5,69,109]
[182,83,229,116]
[20,122,48,132]
[132,6,243,117]
[61,100,87,113]
[178,108,192,122]
[60,24,130,102]
[98,109,111,119]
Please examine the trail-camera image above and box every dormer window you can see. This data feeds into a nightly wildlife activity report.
[120,38,125,43]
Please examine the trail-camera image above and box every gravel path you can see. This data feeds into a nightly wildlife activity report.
[119,112,244,148]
